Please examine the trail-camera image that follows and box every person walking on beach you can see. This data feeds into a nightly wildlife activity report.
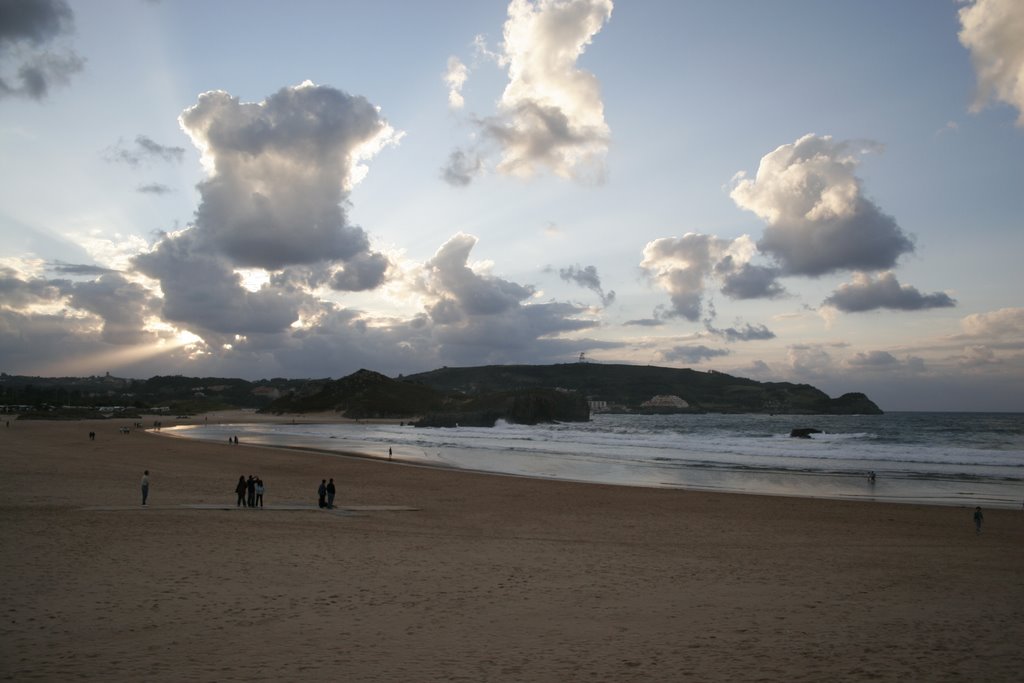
[255,478,264,508]
[326,478,336,509]
[141,470,150,506]
[974,506,984,534]
[235,476,246,507]
[317,479,327,508]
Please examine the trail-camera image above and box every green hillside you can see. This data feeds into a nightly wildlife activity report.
[402,363,882,415]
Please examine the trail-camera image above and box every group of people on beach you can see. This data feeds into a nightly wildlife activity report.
[235,475,264,508]
[317,478,337,509]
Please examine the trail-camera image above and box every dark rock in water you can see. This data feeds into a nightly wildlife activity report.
[790,427,822,439]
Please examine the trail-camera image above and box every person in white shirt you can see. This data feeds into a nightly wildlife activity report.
[141,470,150,506]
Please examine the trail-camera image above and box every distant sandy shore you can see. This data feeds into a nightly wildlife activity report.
[1,414,1022,681]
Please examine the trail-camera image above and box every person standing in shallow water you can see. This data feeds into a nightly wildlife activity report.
[141,470,150,506]
[974,506,984,534]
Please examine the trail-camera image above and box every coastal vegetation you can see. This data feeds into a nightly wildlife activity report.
[1,363,881,423]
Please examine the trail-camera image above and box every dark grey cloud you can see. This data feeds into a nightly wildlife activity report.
[0,268,154,347]
[0,0,72,44]
[170,233,614,377]
[700,300,775,342]
[0,0,83,100]
[823,272,956,312]
[328,252,389,292]
[661,344,731,364]
[417,233,602,366]
[425,233,534,319]
[66,273,156,345]
[0,309,93,372]
[134,230,307,336]
[47,262,117,276]
[430,299,595,363]
[623,318,665,327]
[136,135,184,162]
[558,264,615,307]
[716,258,785,300]
[440,149,481,187]
[137,183,173,195]
[731,134,915,276]
[758,199,914,276]
[106,135,186,167]
[268,263,331,291]
[705,321,776,343]
[0,267,68,307]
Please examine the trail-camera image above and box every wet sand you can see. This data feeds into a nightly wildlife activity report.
[1,414,1022,681]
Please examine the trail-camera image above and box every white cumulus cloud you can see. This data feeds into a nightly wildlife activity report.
[959,0,1024,125]
[640,233,774,321]
[731,134,915,276]
[176,82,400,271]
[961,307,1024,338]
[443,0,613,185]
[444,55,469,109]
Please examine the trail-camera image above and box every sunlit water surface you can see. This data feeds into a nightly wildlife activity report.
[163,412,1024,508]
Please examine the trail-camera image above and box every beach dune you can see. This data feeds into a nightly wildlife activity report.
[1,416,1022,681]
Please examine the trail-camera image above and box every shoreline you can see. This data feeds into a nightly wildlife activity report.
[2,416,1023,681]
[160,416,1024,510]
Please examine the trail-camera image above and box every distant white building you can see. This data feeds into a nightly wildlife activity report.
[641,395,689,409]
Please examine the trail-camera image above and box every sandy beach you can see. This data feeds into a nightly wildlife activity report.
[1,414,1022,682]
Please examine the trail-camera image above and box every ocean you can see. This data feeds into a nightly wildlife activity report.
[163,411,1024,509]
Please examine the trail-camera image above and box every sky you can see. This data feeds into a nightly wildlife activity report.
[0,0,1022,412]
